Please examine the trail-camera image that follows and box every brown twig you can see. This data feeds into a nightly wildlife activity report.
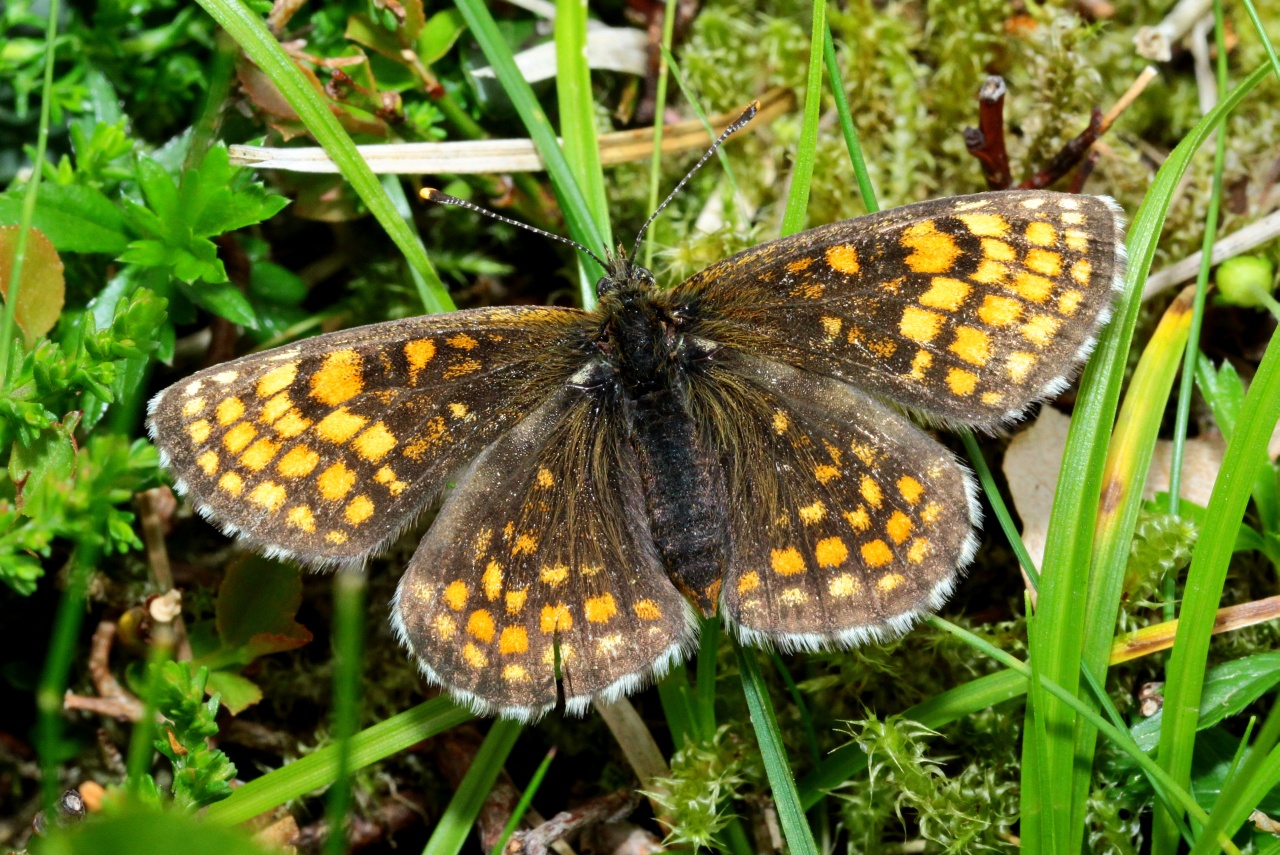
[964,75,1012,190]
[63,622,145,722]
[1019,108,1104,190]
[137,487,193,661]
[1067,148,1102,194]
[509,791,640,855]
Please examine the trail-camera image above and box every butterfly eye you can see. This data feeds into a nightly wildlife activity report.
[596,276,617,296]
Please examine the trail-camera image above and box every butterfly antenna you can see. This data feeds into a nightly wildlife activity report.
[629,100,760,263]
[422,188,611,271]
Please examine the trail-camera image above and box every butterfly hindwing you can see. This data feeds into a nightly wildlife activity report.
[392,380,697,719]
[676,190,1125,430]
[691,350,979,648]
[146,306,591,565]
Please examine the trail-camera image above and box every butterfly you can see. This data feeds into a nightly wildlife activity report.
[148,110,1125,720]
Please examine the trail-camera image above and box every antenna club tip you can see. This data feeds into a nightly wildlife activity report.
[421,187,444,201]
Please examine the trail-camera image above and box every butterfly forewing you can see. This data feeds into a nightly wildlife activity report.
[391,381,697,719]
[691,351,978,648]
[676,190,1124,430]
[147,307,590,564]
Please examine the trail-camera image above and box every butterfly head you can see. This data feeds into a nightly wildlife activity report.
[595,250,656,299]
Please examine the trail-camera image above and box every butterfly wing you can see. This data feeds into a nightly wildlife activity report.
[392,378,696,719]
[147,306,591,565]
[690,350,978,648]
[674,190,1125,430]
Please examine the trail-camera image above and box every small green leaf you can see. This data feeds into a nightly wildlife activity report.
[1133,653,1280,751]
[0,184,129,254]
[178,281,257,328]
[1217,255,1276,309]
[419,9,467,64]
[9,413,80,513]
[214,556,312,662]
[204,670,263,715]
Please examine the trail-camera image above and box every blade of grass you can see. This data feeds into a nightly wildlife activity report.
[194,0,454,313]
[929,617,1243,855]
[323,569,366,855]
[643,0,680,270]
[1155,240,1280,850]
[695,615,719,739]
[487,747,556,855]
[656,664,697,747]
[205,698,472,825]
[1238,0,1280,82]
[0,0,60,390]
[821,24,876,214]
[1165,0,1230,623]
[778,0,825,238]
[960,429,1039,586]
[1188,700,1280,855]
[1022,61,1273,854]
[735,643,819,855]
[555,0,611,310]
[422,718,523,855]
[452,0,606,279]
[381,176,450,314]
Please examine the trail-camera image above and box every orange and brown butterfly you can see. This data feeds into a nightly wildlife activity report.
[148,110,1126,721]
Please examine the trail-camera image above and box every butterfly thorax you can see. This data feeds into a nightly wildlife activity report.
[592,281,729,616]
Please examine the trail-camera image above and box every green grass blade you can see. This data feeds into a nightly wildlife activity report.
[1238,0,1280,82]
[735,643,819,855]
[695,615,720,739]
[205,698,472,825]
[643,0,680,270]
[1156,252,1280,847]
[0,0,60,389]
[422,718,523,855]
[930,618,1243,855]
[380,176,451,314]
[323,569,366,855]
[1188,700,1280,855]
[960,429,1039,585]
[452,0,606,279]
[779,0,825,238]
[555,0,611,309]
[488,746,556,855]
[194,0,454,314]
[656,664,697,748]
[821,24,876,214]
[1022,61,1273,853]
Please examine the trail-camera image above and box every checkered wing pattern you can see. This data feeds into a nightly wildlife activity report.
[147,307,590,565]
[690,351,978,648]
[392,383,696,720]
[676,191,1125,430]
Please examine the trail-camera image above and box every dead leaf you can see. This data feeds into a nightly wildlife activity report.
[0,225,65,346]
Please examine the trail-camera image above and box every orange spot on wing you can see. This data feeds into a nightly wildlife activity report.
[898,476,924,504]
[919,277,970,312]
[634,599,662,620]
[737,571,761,594]
[771,547,806,576]
[467,609,495,642]
[273,409,312,439]
[444,581,468,611]
[900,307,943,344]
[978,295,1022,327]
[257,362,298,399]
[277,445,319,478]
[902,220,961,273]
[218,471,244,496]
[862,540,893,567]
[947,367,978,396]
[249,481,287,512]
[311,350,364,406]
[958,213,1009,237]
[196,451,218,475]
[887,511,913,544]
[345,495,374,525]
[404,339,436,383]
[949,327,991,366]
[353,422,397,462]
[499,626,528,654]
[315,407,368,444]
[815,537,849,567]
[216,397,245,426]
[584,593,617,623]
[825,244,860,274]
[317,462,356,501]
[860,476,883,508]
[222,422,257,454]
[287,505,316,532]
[1026,221,1057,246]
[540,603,572,633]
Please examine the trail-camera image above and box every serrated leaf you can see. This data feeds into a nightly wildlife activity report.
[135,157,181,226]
[0,225,65,345]
[9,413,80,513]
[215,556,312,663]
[0,184,129,254]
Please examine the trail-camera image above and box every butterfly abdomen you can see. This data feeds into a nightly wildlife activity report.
[599,289,730,615]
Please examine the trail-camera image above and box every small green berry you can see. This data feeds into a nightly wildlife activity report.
[1216,255,1276,309]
